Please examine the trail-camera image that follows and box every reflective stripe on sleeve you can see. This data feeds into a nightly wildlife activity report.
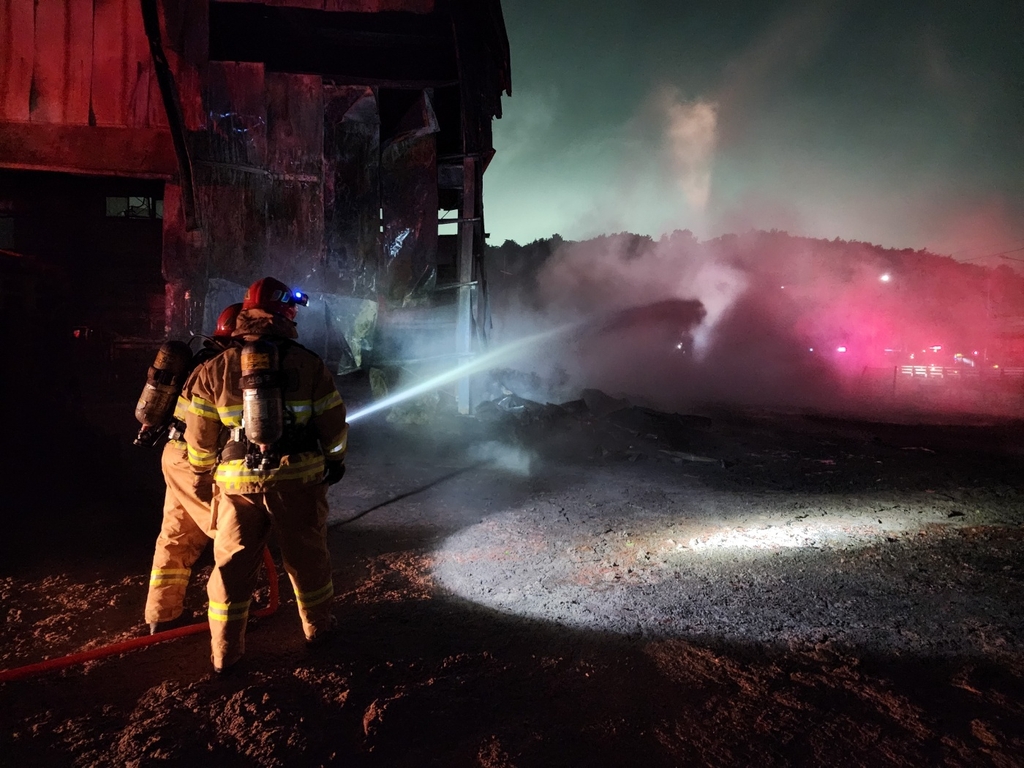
[172,395,190,422]
[208,599,251,623]
[296,581,334,609]
[188,397,220,421]
[323,428,348,457]
[215,403,243,427]
[188,443,217,469]
[150,568,191,587]
[285,400,313,425]
[313,390,343,416]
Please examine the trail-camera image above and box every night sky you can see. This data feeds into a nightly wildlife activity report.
[485,0,1024,260]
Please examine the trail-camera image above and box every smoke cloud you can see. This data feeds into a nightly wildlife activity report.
[486,229,1024,420]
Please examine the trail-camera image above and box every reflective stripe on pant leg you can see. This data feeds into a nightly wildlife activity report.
[266,482,334,640]
[145,446,212,624]
[207,492,271,668]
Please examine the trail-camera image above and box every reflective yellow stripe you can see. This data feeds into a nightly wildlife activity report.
[313,390,343,416]
[150,568,191,587]
[188,444,217,469]
[286,400,313,425]
[296,581,334,609]
[173,395,189,422]
[214,454,325,490]
[208,600,251,622]
[189,397,220,421]
[216,404,244,427]
[150,576,190,586]
[323,428,348,456]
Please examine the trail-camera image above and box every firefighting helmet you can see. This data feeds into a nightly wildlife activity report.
[213,303,243,339]
[242,277,309,317]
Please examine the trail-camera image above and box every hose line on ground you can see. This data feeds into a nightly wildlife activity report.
[0,547,279,684]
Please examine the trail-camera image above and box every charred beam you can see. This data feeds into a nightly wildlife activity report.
[0,123,176,178]
[209,4,458,84]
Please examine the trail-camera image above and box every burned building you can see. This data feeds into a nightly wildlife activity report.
[0,0,511,409]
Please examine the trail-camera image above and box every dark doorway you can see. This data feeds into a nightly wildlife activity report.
[0,170,165,385]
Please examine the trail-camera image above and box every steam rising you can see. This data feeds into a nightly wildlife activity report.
[662,94,718,211]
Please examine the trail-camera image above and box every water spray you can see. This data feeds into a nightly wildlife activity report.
[347,323,578,423]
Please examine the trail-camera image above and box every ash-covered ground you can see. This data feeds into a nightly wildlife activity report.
[2,381,1024,767]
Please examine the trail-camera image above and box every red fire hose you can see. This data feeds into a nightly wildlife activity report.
[0,547,279,684]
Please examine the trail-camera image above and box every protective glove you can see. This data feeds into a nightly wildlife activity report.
[324,461,346,485]
[194,472,214,504]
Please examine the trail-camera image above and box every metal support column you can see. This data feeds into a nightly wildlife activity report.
[455,155,477,414]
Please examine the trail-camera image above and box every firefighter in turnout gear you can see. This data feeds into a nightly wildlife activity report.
[143,303,243,634]
[185,277,348,673]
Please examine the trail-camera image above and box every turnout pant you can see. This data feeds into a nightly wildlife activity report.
[207,481,334,669]
[144,442,214,624]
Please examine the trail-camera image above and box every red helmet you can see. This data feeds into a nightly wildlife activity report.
[214,303,243,339]
[242,277,309,317]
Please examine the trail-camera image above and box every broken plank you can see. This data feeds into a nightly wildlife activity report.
[266,73,323,177]
[0,0,34,121]
[31,0,68,123]
[92,0,128,125]
[125,0,153,126]
[202,61,266,167]
[66,0,95,124]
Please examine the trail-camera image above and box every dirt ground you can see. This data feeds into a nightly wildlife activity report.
[3,381,1024,767]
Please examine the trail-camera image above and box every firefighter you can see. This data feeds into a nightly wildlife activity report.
[184,277,348,673]
[143,303,243,634]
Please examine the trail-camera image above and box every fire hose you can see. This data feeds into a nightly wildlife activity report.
[0,547,279,684]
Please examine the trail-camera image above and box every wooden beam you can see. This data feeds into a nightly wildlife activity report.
[208,3,457,82]
[323,0,434,11]
[0,122,177,177]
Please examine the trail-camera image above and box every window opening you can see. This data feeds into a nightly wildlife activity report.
[105,196,163,219]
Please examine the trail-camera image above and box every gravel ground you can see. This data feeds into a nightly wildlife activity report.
[2,395,1024,766]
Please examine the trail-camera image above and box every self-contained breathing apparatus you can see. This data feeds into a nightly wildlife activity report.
[225,339,319,472]
[134,341,193,447]
[238,339,284,471]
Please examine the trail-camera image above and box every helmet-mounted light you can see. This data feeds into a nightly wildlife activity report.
[290,289,309,307]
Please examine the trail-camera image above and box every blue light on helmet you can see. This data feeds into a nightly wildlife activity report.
[291,289,309,307]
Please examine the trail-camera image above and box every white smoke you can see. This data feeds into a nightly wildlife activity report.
[662,93,719,211]
[535,232,747,360]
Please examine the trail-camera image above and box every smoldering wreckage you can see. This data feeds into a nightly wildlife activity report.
[3,1,1024,766]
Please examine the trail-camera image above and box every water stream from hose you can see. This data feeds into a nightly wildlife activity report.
[347,323,577,424]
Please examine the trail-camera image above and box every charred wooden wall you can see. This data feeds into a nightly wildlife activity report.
[0,0,511,350]
[0,0,175,173]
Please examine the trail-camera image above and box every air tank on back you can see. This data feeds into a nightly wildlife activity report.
[134,340,193,446]
[240,339,283,451]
